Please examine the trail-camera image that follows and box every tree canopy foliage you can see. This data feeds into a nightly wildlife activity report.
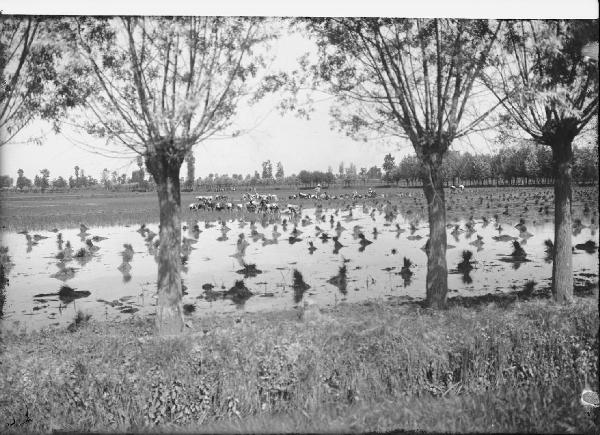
[486,20,598,146]
[0,17,83,145]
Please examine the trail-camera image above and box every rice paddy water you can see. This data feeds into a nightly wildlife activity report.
[1,203,597,331]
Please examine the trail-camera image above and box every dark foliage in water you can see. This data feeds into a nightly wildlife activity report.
[462,272,473,284]
[399,257,413,286]
[226,280,253,304]
[575,240,597,254]
[292,269,311,304]
[332,236,344,254]
[510,241,527,259]
[328,265,348,295]
[74,248,90,258]
[202,285,221,302]
[122,244,134,263]
[236,262,263,278]
[458,250,475,273]
[288,235,302,244]
[183,304,196,315]
[400,257,413,278]
[522,280,537,297]
[319,232,330,241]
[58,285,92,304]
[67,310,92,332]
[358,233,372,246]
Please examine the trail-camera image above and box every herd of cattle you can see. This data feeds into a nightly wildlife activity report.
[189,186,466,215]
[189,190,381,215]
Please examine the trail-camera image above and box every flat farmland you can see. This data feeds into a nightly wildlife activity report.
[1,184,598,332]
[1,185,598,231]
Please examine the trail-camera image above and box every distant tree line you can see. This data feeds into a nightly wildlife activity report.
[383,142,598,187]
[6,164,154,192]
[3,141,596,193]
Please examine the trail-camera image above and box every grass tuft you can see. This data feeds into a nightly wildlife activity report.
[1,297,597,433]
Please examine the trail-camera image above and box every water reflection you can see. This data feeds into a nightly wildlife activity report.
[1,204,598,331]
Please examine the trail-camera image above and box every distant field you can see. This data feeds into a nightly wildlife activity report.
[0,185,597,231]
[0,186,390,230]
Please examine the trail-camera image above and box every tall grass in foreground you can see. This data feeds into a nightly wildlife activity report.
[0,298,598,433]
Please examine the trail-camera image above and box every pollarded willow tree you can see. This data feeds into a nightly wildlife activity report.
[485,20,598,303]
[65,16,277,333]
[304,18,502,308]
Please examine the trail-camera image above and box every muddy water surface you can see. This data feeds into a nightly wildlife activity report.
[1,205,598,331]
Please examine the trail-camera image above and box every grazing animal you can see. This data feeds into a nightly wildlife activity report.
[288,204,300,215]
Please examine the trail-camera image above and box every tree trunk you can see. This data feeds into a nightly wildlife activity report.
[551,141,573,303]
[146,149,185,334]
[421,158,448,309]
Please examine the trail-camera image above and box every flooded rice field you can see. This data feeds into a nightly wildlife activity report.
[1,200,598,332]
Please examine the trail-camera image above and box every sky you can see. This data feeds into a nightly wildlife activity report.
[0,0,597,181]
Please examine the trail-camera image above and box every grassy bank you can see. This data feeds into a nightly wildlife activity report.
[1,296,598,433]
